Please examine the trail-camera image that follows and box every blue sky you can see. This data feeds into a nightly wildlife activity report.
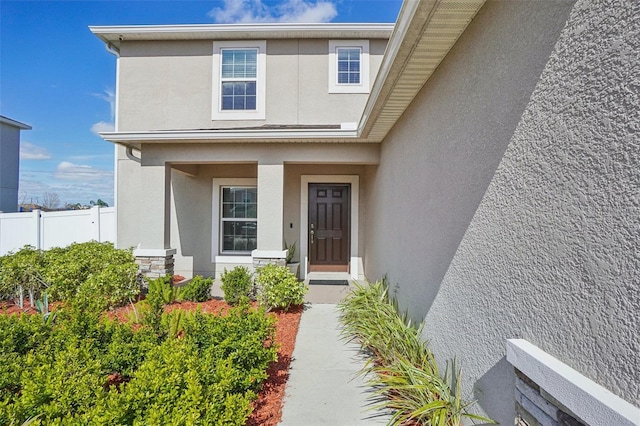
[1,0,401,208]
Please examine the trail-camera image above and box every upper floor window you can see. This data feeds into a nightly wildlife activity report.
[328,40,370,94]
[337,47,361,84]
[221,49,258,111]
[212,41,266,120]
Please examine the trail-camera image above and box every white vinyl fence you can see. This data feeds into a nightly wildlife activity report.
[0,207,115,255]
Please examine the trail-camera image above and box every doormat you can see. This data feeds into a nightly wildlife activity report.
[308,280,349,286]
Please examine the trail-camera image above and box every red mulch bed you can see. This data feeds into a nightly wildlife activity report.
[0,297,303,426]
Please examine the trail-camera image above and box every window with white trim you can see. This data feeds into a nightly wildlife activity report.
[220,186,257,253]
[212,41,266,120]
[221,49,257,111]
[337,47,361,84]
[328,40,370,94]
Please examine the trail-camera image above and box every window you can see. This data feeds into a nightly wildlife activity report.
[328,40,370,94]
[220,186,257,253]
[221,49,257,111]
[337,47,361,84]
[212,41,266,120]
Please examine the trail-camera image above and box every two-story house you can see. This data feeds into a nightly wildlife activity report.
[91,22,392,281]
[92,0,639,424]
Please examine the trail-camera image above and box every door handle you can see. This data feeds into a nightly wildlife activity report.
[310,229,315,244]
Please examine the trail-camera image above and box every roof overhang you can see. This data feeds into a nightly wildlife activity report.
[100,128,359,149]
[358,0,486,142]
[0,115,32,130]
[90,23,394,52]
[95,0,486,146]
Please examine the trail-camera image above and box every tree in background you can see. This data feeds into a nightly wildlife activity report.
[89,199,109,207]
[41,192,61,209]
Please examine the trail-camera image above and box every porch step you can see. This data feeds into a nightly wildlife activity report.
[304,282,353,304]
[210,274,357,304]
[304,272,356,304]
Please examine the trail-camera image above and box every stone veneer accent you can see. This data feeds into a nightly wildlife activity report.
[515,369,586,426]
[135,254,175,279]
[252,257,286,268]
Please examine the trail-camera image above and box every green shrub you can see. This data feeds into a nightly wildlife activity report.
[0,246,47,306]
[255,263,306,311]
[146,274,179,305]
[142,276,172,338]
[42,241,139,310]
[338,280,496,426]
[221,266,253,305]
[0,299,277,424]
[179,275,213,302]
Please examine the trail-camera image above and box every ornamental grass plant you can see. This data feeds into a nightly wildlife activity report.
[338,279,495,426]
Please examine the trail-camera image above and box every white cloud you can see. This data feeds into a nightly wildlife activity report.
[277,0,337,22]
[92,88,116,120]
[68,153,114,162]
[54,161,113,181]
[20,142,52,160]
[19,169,114,207]
[208,0,337,23]
[91,121,115,135]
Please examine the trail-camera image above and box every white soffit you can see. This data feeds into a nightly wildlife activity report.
[359,0,486,142]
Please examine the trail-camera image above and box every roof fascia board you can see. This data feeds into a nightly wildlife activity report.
[357,0,486,141]
[90,23,394,47]
[0,116,32,130]
[358,0,434,137]
[100,128,359,143]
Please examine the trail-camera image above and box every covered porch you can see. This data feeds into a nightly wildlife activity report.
[117,142,378,286]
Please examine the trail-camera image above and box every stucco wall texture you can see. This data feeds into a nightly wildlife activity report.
[116,39,387,131]
[365,0,639,423]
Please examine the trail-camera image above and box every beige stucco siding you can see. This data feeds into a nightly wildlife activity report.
[117,38,387,131]
[364,0,638,422]
[118,41,214,131]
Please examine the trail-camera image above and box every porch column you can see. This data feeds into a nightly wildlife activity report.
[253,163,287,266]
[133,163,176,278]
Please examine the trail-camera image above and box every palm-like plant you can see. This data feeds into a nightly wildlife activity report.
[338,279,496,426]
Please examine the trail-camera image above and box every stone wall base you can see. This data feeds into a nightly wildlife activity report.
[252,257,286,268]
[515,369,586,426]
[135,254,175,280]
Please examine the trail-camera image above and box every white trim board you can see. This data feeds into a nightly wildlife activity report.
[328,40,370,94]
[506,339,640,426]
[300,175,360,280]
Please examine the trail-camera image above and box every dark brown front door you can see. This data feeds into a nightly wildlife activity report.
[309,184,350,269]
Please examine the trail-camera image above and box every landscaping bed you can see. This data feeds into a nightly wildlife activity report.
[0,242,306,425]
[0,298,302,425]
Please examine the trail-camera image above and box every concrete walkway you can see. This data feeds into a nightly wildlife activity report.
[279,304,389,425]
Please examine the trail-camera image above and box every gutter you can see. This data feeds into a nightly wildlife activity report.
[100,127,360,144]
[105,42,120,56]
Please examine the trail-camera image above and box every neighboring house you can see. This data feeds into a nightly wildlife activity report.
[92,0,639,425]
[0,116,31,213]
[18,203,50,212]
